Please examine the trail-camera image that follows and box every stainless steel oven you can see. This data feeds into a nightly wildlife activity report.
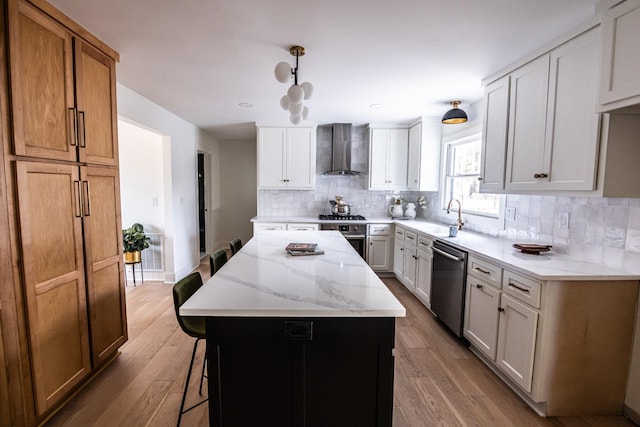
[320,222,366,259]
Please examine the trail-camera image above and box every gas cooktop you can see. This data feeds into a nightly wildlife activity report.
[318,214,366,221]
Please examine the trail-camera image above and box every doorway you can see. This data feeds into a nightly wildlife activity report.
[197,152,207,255]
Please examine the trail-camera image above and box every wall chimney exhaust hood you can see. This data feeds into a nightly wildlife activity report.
[323,123,361,175]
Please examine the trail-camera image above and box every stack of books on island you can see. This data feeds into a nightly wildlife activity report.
[286,242,325,256]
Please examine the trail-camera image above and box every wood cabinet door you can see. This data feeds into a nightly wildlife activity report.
[8,1,77,162]
[286,127,315,189]
[505,55,550,191]
[464,277,501,360]
[258,127,286,188]
[82,166,127,365]
[14,161,90,414]
[75,40,119,166]
[496,293,538,393]
[480,75,510,193]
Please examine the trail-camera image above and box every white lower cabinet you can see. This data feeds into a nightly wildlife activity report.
[401,231,418,290]
[464,275,501,360]
[253,222,318,233]
[414,235,433,307]
[366,224,393,272]
[496,293,538,392]
[463,255,638,416]
[286,223,319,231]
[392,227,405,278]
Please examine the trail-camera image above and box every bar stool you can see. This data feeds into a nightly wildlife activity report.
[172,272,208,426]
[209,249,227,276]
[229,238,243,256]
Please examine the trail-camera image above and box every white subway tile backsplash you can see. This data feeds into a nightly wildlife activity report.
[258,125,640,272]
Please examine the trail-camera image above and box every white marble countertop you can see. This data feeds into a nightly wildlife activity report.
[395,220,640,281]
[180,230,406,318]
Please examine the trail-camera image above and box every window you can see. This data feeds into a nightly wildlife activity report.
[443,132,501,217]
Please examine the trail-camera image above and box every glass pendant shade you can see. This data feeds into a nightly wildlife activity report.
[300,81,314,100]
[442,101,468,124]
[274,61,292,83]
[287,85,304,103]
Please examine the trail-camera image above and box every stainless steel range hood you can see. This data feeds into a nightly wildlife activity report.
[323,123,361,175]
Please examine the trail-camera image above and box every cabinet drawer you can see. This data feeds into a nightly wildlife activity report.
[417,234,433,252]
[394,226,405,240]
[468,255,503,288]
[502,270,541,308]
[287,223,319,231]
[404,231,418,248]
[254,223,286,232]
[368,224,391,236]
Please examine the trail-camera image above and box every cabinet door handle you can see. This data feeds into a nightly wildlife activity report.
[475,283,483,289]
[400,248,403,251]
[78,111,86,148]
[508,281,530,293]
[477,177,483,181]
[73,180,82,217]
[533,173,548,179]
[82,181,91,216]
[68,108,78,147]
[498,307,505,313]
[473,267,490,275]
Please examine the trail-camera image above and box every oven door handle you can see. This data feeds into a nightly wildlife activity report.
[344,234,366,239]
[432,247,463,262]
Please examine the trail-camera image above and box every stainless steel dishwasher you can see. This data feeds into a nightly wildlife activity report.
[430,240,468,337]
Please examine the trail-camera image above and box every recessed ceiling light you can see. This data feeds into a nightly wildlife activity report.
[369,103,382,109]
[238,102,253,108]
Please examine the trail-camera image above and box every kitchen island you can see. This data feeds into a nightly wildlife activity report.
[180,230,406,426]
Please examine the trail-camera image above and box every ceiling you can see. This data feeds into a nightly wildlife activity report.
[48,0,600,140]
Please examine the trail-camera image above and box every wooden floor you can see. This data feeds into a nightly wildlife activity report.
[46,260,637,427]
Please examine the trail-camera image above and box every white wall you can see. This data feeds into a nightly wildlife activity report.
[118,119,165,232]
[217,139,256,247]
[117,83,220,282]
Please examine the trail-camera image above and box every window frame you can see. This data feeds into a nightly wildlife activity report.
[439,125,506,230]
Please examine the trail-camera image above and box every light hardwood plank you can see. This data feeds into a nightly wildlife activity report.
[45,267,636,427]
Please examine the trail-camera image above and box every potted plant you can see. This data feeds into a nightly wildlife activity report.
[122,223,150,263]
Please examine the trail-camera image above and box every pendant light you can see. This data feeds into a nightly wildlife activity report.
[441,101,468,124]
[274,46,313,125]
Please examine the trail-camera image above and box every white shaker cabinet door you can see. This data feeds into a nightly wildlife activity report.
[600,0,640,110]
[286,127,315,189]
[505,55,550,191]
[496,294,538,393]
[464,277,501,360]
[387,129,409,190]
[258,128,286,188]
[543,28,600,191]
[480,75,510,193]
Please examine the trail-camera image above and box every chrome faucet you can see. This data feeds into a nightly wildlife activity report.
[446,198,464,230]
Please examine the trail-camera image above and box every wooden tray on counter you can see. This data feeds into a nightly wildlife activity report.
[512,243,552,254]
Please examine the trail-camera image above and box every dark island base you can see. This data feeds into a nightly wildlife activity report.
[206,317,396,427]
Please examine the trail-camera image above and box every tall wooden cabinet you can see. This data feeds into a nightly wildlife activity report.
[1,0,125,425]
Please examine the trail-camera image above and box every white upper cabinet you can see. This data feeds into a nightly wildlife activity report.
[479,76,510,193]
[503,28,600,192]
[407,120,440,191]
[599,0,640,111]
[258,126,316,189]
[369,128,408,190]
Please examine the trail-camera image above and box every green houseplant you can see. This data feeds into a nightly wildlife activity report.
[122,223,150,263]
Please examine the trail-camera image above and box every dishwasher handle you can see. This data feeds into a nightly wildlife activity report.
[432,246,464,262]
